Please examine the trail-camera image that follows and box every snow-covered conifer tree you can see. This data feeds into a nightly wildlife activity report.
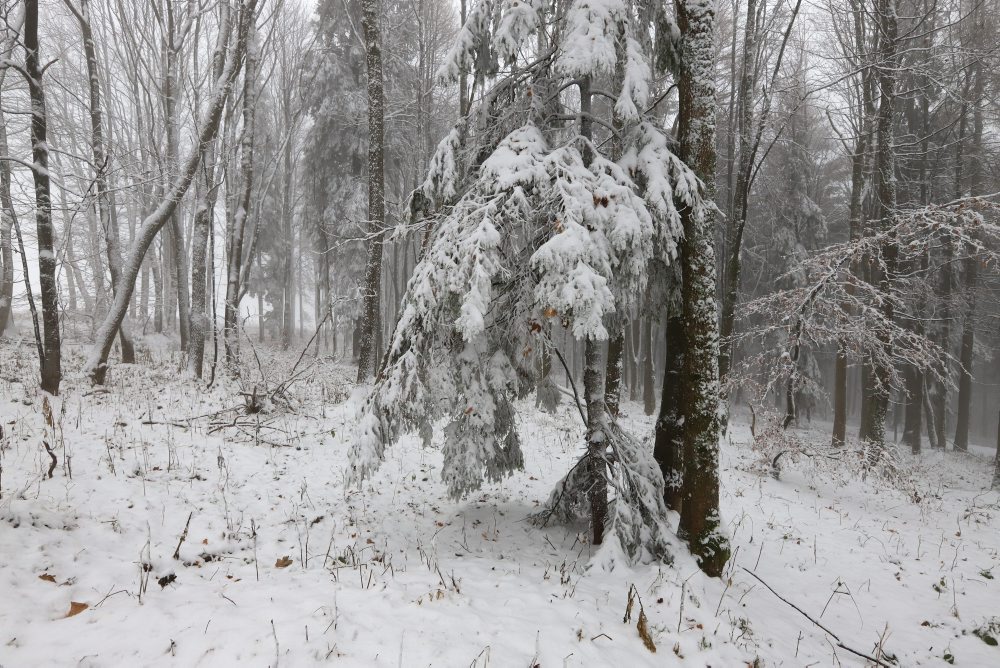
[348,0,706,563]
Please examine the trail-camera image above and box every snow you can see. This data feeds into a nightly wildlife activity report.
[1,343,999,666]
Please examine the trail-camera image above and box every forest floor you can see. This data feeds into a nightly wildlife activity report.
[1,338,998,667]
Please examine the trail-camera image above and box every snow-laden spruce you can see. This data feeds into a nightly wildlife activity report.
[349,0,704,563]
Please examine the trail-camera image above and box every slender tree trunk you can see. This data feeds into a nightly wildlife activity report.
[224,26,258,370]
[281,114,294,350]
[24,0,60,395]
[356,0,386,382]
[605,331,624,417]
[833,123,868,446]
[675,0,730,577]
[654,306,684,511]
[903,363,924,454]
[642,317,655,415]
[0,84,15,335]
[189,5,231,377]
[718,0,759,384]
[953,50,984,453]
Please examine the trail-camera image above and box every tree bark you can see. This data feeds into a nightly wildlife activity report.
[642,317,655,415]
[162,0,191,352]
[902,363,923,454]
[24,0,61,395]
[833,111,869,446]
[0,85,15,335]
[605,330,624,417]
[858,0,899,448]
[953,43,984,453]
[675,0,730,578]
[654,306,684,512]
[356,0,386,382]
[188,1,231,378]
[224,22,259,370]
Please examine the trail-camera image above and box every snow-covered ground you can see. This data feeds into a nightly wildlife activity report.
[1,341,998,667]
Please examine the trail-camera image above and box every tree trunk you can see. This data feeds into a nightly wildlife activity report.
[605,330,624,417]
[574,76,608,545]
[85,0,256,383]
[953,48,984,453]
[0,86,15,335]
[356,0,386,382]
[281,115,294,350]
[859,0,899,448]
[654,306,684,512]
[902,364,923,454]
[25,0,60,395]
[224,24,259,371]
[642,317,655,415]
[718,0,759,384]
[188,3,231,377]
[953,255,976,453]
[675,0,730,578]
[833,114,869,446]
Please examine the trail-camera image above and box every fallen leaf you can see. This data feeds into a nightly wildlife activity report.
[275,556,293,568]
[39,574,57,583]
[65,602,88,618]
[158,574,177,588]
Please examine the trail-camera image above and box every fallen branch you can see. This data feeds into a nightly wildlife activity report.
[742,567,892,667]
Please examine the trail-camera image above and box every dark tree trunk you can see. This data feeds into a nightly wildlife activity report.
[833,122,869,446]
[605,329,624,417]
[953,52,984,453]
[25,0,60,395]
[356,0,386,382]
[902,364,923,454]
[654,308,684,512]
[859,0,899,448]
[675,0,730,578]
[953,256,976,453]
[642,317,655,416]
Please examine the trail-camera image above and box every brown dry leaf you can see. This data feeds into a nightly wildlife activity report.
[65,601,88,618]
[275,556,293,568]
[637,609,656,653]
[38,574,57,583]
